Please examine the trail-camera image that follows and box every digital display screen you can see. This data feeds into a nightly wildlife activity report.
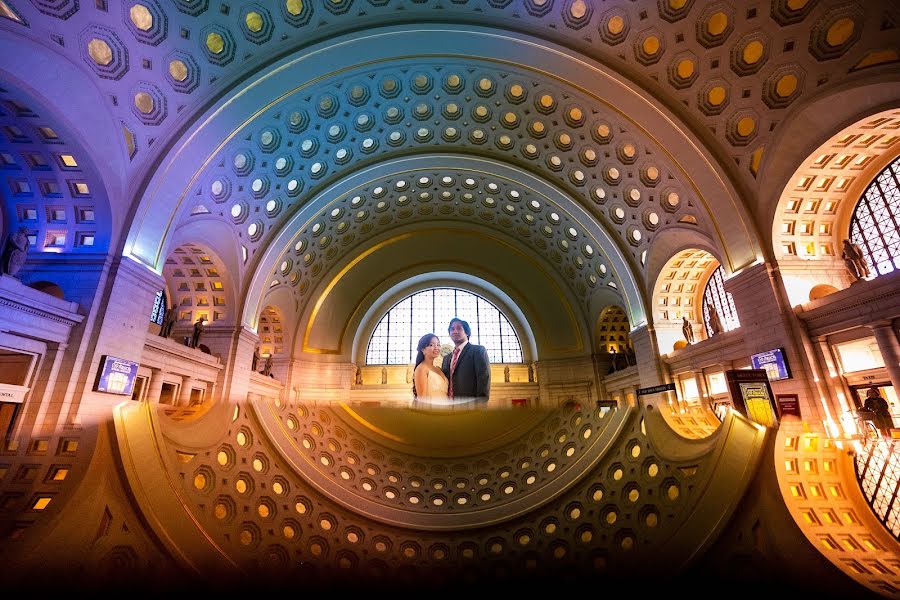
[750,348,791,381]
[95,355,139,396]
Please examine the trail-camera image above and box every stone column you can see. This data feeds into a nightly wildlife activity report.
[724,262,829,423]
[61,257,164,428]
[871,321,900,394]
[694,370,709,412]
[811,336,852,414]
[145,367,164,404]
[630,324,665,388]
[178,376,194,407]
[21,341,67,437]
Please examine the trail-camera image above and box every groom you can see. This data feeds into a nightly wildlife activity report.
[442,317,491,402]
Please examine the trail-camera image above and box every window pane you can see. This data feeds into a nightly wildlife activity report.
[702,266,740,337]
[365,287,524,364]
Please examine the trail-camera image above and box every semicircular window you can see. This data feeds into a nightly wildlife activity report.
[849,156,900,277]
[702,265,740,337]
[365,287,524,365]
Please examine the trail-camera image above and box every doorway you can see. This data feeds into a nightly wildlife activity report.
[851,383,897,425]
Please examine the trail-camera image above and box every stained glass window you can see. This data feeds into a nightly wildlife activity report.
[365,288,524,365]
[850,156,900,277]
[702,266,740,337]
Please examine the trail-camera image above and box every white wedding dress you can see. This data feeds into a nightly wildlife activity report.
[416,368,450,404]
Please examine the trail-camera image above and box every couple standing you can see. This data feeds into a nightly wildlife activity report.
[413,318,491,404]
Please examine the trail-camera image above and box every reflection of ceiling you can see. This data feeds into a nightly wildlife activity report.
[159,397,760,578]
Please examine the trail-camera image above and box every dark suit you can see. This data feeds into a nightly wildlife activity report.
[442,343,491,401]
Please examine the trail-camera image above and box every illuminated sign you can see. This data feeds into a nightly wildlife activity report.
[637,383,677,396]
[750,347,792,382]
[95,355,139,396]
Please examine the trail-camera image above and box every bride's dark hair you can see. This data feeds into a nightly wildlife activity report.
[412,333,439,397]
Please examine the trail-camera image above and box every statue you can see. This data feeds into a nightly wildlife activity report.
[251,348,260,372]
[706,301,723,336]
[682,316,694,344]
[354,365,363,385]
[159,307,177,338]
[1,227,28,277]
[528,364,535,383]
[841,239,870,281]
[262,354,273,377]
[190,316,207,348]
[504,365,510,383]
[381,367,388,385]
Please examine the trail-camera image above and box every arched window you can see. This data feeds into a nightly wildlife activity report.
[149,290,167,325]
[365,288,523,365]
[850,156,900,277]
[702,266,740,336]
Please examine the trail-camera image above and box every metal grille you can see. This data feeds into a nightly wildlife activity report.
[702,266,740,337]
[149,290,166,325]
[850,156,900,277]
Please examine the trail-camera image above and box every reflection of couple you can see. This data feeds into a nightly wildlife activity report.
[412,318,491,405]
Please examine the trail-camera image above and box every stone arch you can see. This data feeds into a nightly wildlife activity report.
[651,248,727,354]
[0,38,121,255]
[257,305,285,359]
[123,25,759,325]
[252,155,636,364]
[594,305,634,368]
[349,272,539,367]
[770,107,900,306]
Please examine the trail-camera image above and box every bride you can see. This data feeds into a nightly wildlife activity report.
[412,333,450,404]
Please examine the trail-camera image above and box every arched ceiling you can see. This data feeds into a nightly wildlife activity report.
[162,242,233,326]
[2,0,896,187]
[1,0,898,346]
[773,108,900,266]
[0,85,112,253]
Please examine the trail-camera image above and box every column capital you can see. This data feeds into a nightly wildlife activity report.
[869,319,897,332]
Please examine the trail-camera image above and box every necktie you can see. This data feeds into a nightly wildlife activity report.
[449,347,461,398]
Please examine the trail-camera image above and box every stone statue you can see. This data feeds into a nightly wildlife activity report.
[841,239,870,281]
[1,227,28,277]
[707,302,723,336]
[251,348,260,372]
[354,365,363,385]
[528,364,535,383]
[504,365,510,383]
[262,354,273,377]
[625,346,636,366]
[682,316,694,344]
[159,307,177,338]
[381,367,388,385]
[190,316,206,348]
